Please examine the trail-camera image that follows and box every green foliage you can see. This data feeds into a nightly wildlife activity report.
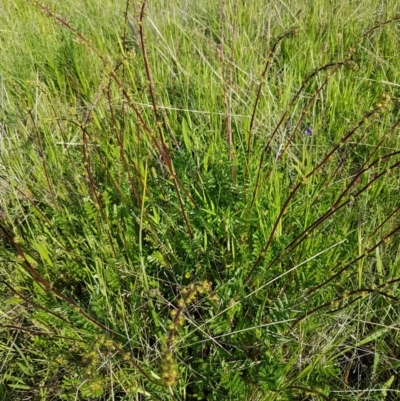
[1,0,400,400]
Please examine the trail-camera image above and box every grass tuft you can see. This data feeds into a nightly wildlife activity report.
[1,0,400,400]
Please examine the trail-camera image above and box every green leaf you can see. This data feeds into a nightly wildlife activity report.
[4,297,24,305]
[182,117,191,152]
[7,383,30,390]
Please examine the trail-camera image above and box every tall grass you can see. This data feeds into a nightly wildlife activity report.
[1,0,400,400]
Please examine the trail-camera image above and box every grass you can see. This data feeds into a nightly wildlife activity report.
[1,0,400,400]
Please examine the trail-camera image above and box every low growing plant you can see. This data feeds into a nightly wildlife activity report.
[0,0,400,400]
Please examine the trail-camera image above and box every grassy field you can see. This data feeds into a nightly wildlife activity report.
[1,0,400,400]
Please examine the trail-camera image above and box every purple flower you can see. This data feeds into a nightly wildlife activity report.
[304,126,313,136]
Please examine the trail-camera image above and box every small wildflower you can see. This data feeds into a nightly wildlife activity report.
[345,60,359,71]
[209,294,219,302]
[304,126,313,136]
[104,339,115,350]
[176,315,185,327]
[161,351,179,387]
[200,280,212,292]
